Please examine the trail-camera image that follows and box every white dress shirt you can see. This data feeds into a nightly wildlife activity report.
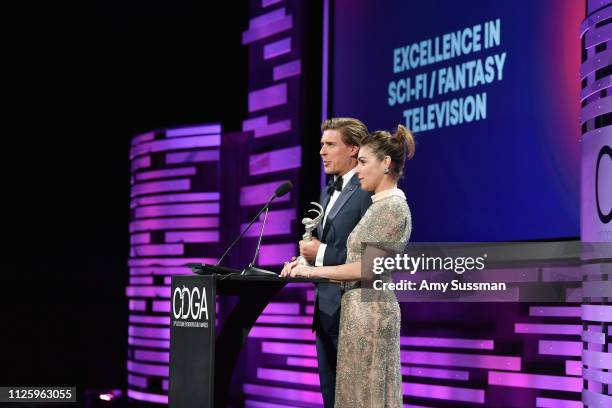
[315,167,357,266]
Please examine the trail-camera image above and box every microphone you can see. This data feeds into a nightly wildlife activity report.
[215,182,293,271]
[274,181,292,198]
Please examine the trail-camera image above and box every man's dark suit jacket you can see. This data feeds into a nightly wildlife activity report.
[313,173,372,335]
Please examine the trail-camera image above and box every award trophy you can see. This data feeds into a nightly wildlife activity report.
[296,202,324,266]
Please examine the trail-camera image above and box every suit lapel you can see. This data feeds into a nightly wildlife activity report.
[318,189,331,238]
[322,174,360,241]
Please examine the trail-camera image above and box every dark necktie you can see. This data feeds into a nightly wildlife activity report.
[326,176,343,195]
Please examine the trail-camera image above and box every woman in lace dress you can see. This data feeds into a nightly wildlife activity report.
[281,125,415,408]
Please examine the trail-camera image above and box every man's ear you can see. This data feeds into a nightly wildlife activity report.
[350,145,360,158]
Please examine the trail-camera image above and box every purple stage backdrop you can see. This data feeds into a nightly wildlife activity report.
[579,1,612,408]
[125,0,611,407]
[128,124,223,404]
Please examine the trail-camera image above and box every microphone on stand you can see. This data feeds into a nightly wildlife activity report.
[214,181,293,276]
[242,205,273,276]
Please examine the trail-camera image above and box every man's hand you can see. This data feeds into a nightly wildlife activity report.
[299,238,321,264]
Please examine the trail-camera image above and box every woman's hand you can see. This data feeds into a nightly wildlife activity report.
[290,265,313,278]
[280,257,299,277]
[280,257,315,278]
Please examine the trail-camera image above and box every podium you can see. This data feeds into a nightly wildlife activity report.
[168,266,327,408]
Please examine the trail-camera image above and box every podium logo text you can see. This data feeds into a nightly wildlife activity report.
[172,286,209,327]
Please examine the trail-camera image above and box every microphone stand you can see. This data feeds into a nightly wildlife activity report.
[208,181,292,277]
[216,196,275,267]
[241,206,276,276]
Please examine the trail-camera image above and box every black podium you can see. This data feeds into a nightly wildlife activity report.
[168,266,326,408]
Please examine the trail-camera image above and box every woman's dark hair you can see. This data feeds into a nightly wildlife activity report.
[360,125,415,178]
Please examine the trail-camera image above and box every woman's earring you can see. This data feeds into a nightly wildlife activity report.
[383,167,389,174]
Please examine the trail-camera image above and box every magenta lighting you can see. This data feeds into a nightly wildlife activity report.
[98,389,122,402]
[122,0,612,406]
[127,123,222,405]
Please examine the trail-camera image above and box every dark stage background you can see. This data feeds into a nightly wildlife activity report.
[1,0,257,401]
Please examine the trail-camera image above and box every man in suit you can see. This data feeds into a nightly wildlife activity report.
[299,118,372,408]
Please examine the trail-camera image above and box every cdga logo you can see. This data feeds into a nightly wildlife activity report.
[172,285,209,321]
